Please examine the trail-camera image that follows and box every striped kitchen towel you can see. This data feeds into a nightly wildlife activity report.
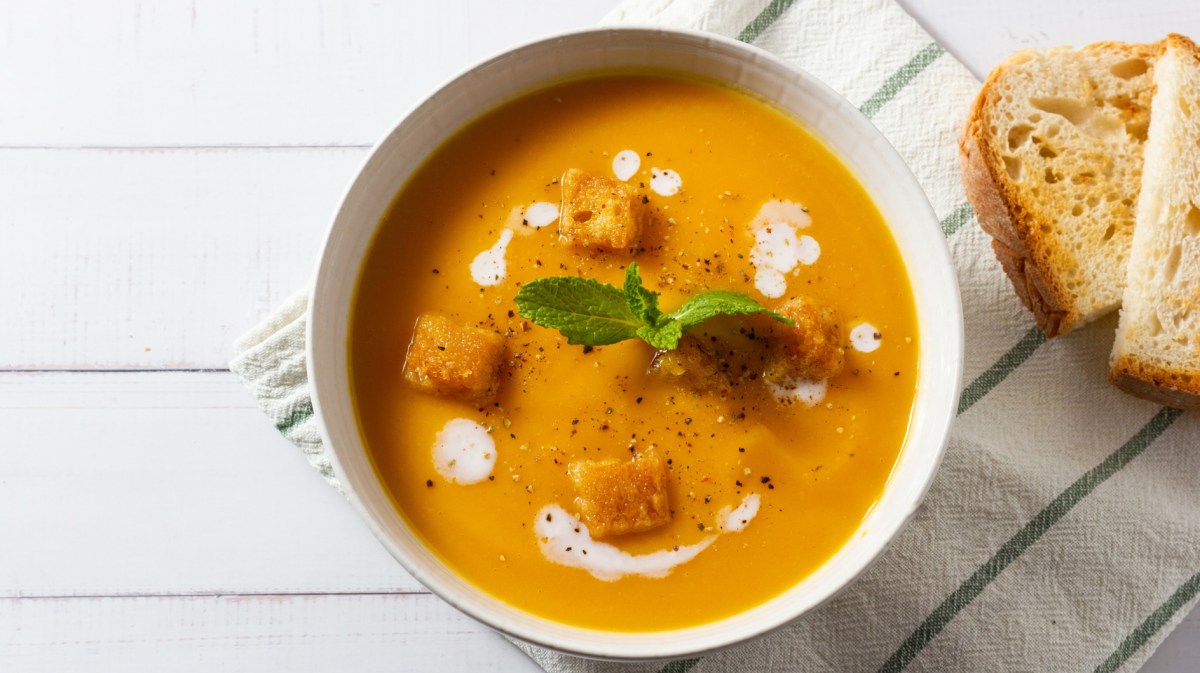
[231,0,1200,671]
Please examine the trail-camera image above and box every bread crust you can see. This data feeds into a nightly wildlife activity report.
[1166,32,1200,63]
[959,76,1073,338]
[1110,355,1200,411]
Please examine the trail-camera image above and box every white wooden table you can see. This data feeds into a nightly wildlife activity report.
[3,1,1196,671]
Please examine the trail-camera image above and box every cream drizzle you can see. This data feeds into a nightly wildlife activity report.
[469,229,514,287]
[535,505,714,581]
[719,493,761,532]
[765,377,828,407]
[850,322,882,353]
[748,199,818,298]
[649,167,682,196]
[534,492,763,581]
[432,418,496,484]
[523,201,559,229]
[612,150,641,181]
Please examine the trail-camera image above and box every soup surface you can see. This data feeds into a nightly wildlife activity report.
[351,74,918,631]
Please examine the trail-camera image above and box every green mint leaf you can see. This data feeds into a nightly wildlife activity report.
[636,290,793,350]
[514,276,643,346]
[623,262,662,327]
[666,290,792,333]
[516,270,789,350]
[636,323,683,350]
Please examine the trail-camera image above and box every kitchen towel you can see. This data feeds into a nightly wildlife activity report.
[230,0,1200,671]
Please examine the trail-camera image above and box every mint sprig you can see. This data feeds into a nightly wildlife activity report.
[514,263,792,350]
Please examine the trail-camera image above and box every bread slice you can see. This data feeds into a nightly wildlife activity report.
[960,42,1157,337]
[1110,34,1200,409]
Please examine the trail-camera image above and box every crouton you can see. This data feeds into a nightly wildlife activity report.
[763,297,845,382]
[568,450,671,537]
[403,314,506,403]
[558,168,647,251]
[648,335,733,396]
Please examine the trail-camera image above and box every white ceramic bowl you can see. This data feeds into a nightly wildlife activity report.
[309,27,963,661]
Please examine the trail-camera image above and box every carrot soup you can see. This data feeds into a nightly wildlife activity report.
[350,74,918,631]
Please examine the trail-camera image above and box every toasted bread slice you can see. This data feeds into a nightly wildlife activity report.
[960,42,1157,337]
[1110,35,1200,409]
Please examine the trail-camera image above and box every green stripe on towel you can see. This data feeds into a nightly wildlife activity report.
[877,406,1184,673]
[957,327,1047,415]
[736,0,798,44]
[276,399,314,435]
[941,202,975,237]
[659,659,701,673]
[1094,572,1200,673]
[859,43,945,119]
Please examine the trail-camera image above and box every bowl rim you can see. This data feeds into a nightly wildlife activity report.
[308,24,964,661]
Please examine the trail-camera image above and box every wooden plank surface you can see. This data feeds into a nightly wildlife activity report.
[3,0,1198,672]
[0,1,614,147]
[0,149,365,369]
[0,149,362,367]
[0,372,418,598]
[2,594,542,673]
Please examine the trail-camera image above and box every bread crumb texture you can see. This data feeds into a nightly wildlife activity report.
[1110,35,1200,409]
[961,41,1157,336]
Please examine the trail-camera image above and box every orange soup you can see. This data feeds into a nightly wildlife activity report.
[351,74,918,631]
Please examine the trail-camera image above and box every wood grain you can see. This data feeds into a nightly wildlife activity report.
[0,593,542,673]
[0,148,364,369]
[0,372,417,597]
[0,0,613,147]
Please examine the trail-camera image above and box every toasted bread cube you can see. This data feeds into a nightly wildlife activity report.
[403,314,506,403]
[559,168,647,251]
[648,335,733,396]
[568,451,671,537]
[764,297,845,382]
